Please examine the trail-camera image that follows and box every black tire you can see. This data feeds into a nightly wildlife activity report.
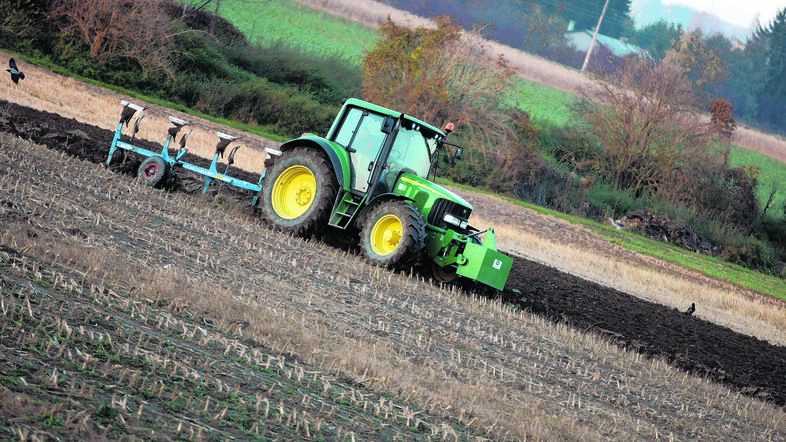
[360,200,426,270]
[260,147,338,237]
[432,262,458,283]
[138,156,170,188]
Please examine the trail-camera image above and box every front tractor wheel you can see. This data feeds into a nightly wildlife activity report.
[360,200,426,270]
[138,156,170,188]
[260,147,338,237]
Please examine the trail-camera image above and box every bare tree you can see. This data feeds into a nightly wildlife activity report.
[48,0,174,74]
[572,58,715,201]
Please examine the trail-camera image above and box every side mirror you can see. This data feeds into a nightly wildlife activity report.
[452,147,462,166]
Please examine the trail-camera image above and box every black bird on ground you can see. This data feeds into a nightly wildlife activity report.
[7,58,24,84]
[684,302,695,316]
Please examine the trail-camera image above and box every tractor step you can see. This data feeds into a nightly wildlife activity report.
[329,190,365,228]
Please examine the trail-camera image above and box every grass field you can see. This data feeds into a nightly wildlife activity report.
[189,0,378,61]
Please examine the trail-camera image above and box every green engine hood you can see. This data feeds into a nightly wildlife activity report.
[391,173,472,216]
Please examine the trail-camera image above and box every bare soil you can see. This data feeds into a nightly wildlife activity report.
[2,96,785,418]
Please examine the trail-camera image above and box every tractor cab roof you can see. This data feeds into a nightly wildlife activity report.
[338,98,446,140]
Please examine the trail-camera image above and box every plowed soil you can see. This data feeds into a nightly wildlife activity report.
[2,98,785,414]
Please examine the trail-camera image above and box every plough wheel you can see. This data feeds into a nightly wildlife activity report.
[360,200,425,270]
[138,156,170,188]
[260,147,337,237]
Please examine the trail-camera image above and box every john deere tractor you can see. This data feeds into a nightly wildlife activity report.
[260,98,512,290]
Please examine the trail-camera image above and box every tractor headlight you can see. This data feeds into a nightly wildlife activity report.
[443,214,468,229]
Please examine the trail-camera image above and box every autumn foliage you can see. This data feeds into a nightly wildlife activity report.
[362,16,539,193]
[710,98,737,139]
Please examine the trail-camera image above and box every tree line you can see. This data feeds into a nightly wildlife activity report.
[384,0,786,134]
[0,0,783,276]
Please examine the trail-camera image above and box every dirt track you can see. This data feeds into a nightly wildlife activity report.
[2,98,785,411]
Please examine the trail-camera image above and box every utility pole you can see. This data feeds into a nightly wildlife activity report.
[581,0,610,72]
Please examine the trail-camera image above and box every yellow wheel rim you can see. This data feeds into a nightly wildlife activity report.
[370,214,403,256]
[271,165,316,219]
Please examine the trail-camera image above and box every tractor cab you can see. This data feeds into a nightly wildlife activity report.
[328,100,443,197]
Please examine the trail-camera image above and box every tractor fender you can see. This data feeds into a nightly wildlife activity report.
[278,136,351,190]
[357,193,414,225]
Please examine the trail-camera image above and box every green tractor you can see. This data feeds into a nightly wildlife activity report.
[259,98,512,290]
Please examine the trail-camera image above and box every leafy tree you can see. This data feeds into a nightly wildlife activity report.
[521,3,569,58]
[663,29,727,100]
[728,31,768,123]
[754,8,786,130]
[629,20,682,62]
[710,98,736,139]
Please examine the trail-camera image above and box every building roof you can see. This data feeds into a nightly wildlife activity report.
[566,30,648,58]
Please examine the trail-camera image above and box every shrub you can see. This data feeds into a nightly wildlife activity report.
[537,124,596,171]
[587,183,643,218]
[0,0,47,52]
[225,43,362,105]
[170,31,235,81]
[160,0,246,47]
[682,161,760,235]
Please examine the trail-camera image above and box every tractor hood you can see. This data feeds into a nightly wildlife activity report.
[393,173,471,207]
[391,172,474,230]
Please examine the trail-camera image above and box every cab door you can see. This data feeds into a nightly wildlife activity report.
[333,108,388,193]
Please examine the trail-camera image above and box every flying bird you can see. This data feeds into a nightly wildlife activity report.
[7,58,24,84]
[684,302,695,316]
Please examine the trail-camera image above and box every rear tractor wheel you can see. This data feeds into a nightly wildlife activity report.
[260,147,338,237]
[360,200,426,270]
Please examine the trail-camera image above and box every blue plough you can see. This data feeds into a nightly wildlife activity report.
[106,100,280,206]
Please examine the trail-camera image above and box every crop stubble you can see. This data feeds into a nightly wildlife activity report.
[0,99,785,439]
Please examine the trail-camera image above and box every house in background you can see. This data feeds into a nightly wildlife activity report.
[564,20,650,73]
[565,29,650,60]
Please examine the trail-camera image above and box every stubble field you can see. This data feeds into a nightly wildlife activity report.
[1,88,785,439]
[1,2,786,435]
